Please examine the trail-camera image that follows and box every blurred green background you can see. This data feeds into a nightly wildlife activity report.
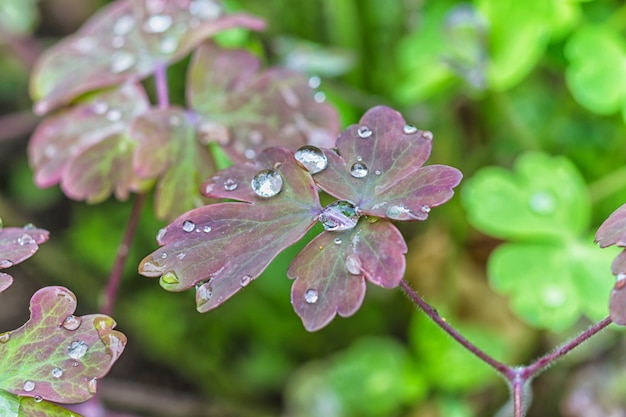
[2,0,626,416]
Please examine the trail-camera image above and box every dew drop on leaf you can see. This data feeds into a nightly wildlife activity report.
[345,254,361,275]
[176,253,186,260]
[34,395,42,403]
[251,169,283,198]
[240,275,252,287]
[350,162,369,178]
[386,205,412,218]
[160,252,168,259]
[304,289,319,304]
[161,271,180,285]
[189,0,222,19]
[0,332,10,343]
[420,205,431,213]
[51,368,63,379]
[106,109,122,122]
[23,380,35,392]
[319,200,360,231]
[245,149,256,159]
[314,92,326,103]
[374,170,382,176]
[88,378,98,394]
[403,124,418,134]
[67,341,88,360]
[308,76,321,89]
[160,36,178,54]
[113,14,136,35]
[156,228,167,244]
[294,145,328,174]
[143,15,172,33]
[17,233,35,246]
[0,259,13,268]
[195,281,213,308]
[529,191,557,215]
[91,100,108,115]
[182,220,195,232]
[223,178,238,191]
[422,131,433,140]
[334,237,342,245]
[357,126,373,138]
[203,226,212,233]
[62,315,82,331]
[110,51,136,73]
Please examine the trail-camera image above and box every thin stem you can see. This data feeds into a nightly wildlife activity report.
[101,193,147,316]
[512,376,524,417]
[400,280,511,375]
[154,64,170,110]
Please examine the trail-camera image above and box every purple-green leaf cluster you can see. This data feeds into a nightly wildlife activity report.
[139,106,462,330]
[0,222,49,293]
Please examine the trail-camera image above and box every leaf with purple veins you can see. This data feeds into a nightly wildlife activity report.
[288,219,407,331]
[138,148,321,311]
[30,0,265,115]
[187,42,338,162]
[310,106,462,220]
[0,286,126,404]
[131,107,215,220]
[28,84,150,203]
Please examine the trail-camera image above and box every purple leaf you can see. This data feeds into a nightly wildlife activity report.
[31,0,265,115]
[131,107,215,220]
[28,84,150,203]
[138,148,321,311]
[288,219,407,331]
[310,106,462,220]
[0,273,13,293]
[187,42,338,162]
[0,286,126,404]
[610,274,626,325]
[596,203,626,248]
[0,224,49,293]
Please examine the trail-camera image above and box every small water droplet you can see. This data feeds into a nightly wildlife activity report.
[223,178,238,191]
[160,36,178,54]
[0,332,10,343]
[356,156,362,161]
[161,271,180,285]
[240,275,252,287]
[244,148,256,159]
[110,51,136,73]
[386,205,414,219]
[52,368,63,379]
[294,145,328,174]
[182,220,195,232]
[189,0,221,19]
[176,253,186,260]
[251,169,283,198]
[156,228,167,244]
[23,380,35,392]
[350,162,369,178]
[334,237,342,245]
[196,281,213,308]
[88,378,98,394]
[0,259,13,268]
[92,100,108,115]
[304,289,319,304]
[374,170,382,176]
[143,14,173,33]
[106,109,122,122]
[314,92,326,103]
[113,14,136,35]
[319,200,360,231]
[403,124,418,134]
[203,226,212,233]
[357,126,373,138]
[73,37,97,53]
[17,233,35,246]
[345,254,361,275]
[160,252,168,259]
[62,315,82,331]
[420,205,431,213]
[308,76,321,89]
[529,191,557,215]
[422,131,433,140]
[67,341,88,360]
[33,395,42,403]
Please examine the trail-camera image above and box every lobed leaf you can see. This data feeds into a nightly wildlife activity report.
[28,84,150,203]
[30,0,265,115]
[595,203,626,248]
[288,219,407,331]
[187,42,339,162]
[0,224,49,293]
[312,106,462,220]
[138,148,321,311]
[0,286,126,404]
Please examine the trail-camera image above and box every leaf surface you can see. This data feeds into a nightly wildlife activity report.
[0,225,49,293]
[595,203,626,248]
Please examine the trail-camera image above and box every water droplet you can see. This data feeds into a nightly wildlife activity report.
[356,156,362,161]
[240,275,252,287]
[334,237,342,245]
[248,130,263,145]
[110,51,136,73]
[420,205,431,213]
[72,361,79,367]
[308,76,321,89]
[403,124,418,134]
[422,131,433,140]
[189,0,221,19]
[0,332,10,343]
[88,378,98,394]
[223,178,238,191]
[616,278,626,290]
[203,226,212,233]
[17,233,35,246]
[62,315,82,331]
[244,149,256,159]
[113,14,136,35]
[106,109,122,122]
[52,368,63,378]
[196,281,213,308]
[294,145,328,174]
[67,340,88,359]
[160,36,178,54]
[345,254,361,275]
[33,395,42,403]
[374,170,382,176]
[357,126,373,138]
[304,289,318,304]
[161,271,180,285]
[92,100,108,115]
[350,162,369,178]
[156,228,167,244]
[23,380,35,392]
[0,259,13,268]
[529,191,557,215]
[251,169,283,198]
[386,205,413,219]
[160,252,168,259]
[314,92,326,103]
[176,253,186,260]
[73,37,97,53]
[319,200,360,231]
[143,15,172,33]
[182,220,195,232]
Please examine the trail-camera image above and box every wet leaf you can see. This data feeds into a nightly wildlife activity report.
[187,42,339,162]
[0,224,49,293]
[0,286,126,404]
[131,107,215,220]
[288,220,406,331]
[312,106,462,221]
[28,84,150,203]
[30,0,265,115]
[138,148,321,311]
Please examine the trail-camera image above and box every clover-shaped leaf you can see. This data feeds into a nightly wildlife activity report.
[311,106,462,221]
[187,42,339,162]
[0,286,126,410]
[0,224,49,293]
[28,84,150,203]
[30,0,265,115]
[139,147,322,311]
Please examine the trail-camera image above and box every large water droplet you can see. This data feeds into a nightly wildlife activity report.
[403,124,418,134]
[308,76,321,89]
[110,51,136,73]
[62,315,82,331]
[0,332,10,343]
[319,201,360,231]
[67,340,88,359]
[294,145,328,174]
[161,271,180,285]
[251,169,283,198]
[156,228,167,244]
[182,220,195,232]
[223,178,238,191]
[113,14,136,35]
[52,368,63,379]
[345,254,361,275]
[88,378,98,394]
[17,233,35,246]
[196,281,213,308]
[350,162,369,178]
[23,380,35,392]
[304,289,319,304]
[529,191,557,215]
[357,126,373,138]
[0,259,13,268]
[240,275,252,287]
[386,205,413,219]
[143,15,173,33]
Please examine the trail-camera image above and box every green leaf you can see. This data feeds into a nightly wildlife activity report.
[0,0,39,36]
[0,390,19,417]
[462,152,590,241]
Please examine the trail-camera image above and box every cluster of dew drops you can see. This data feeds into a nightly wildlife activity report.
[0,224,45,269]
